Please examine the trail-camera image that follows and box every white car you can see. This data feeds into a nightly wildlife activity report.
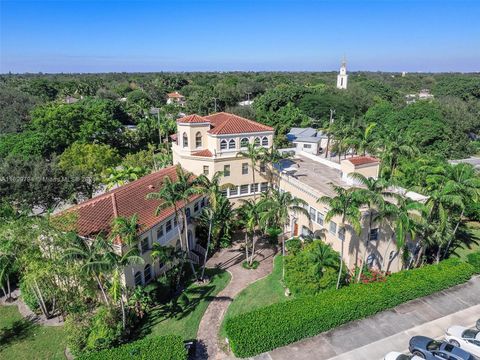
[445,325,480,357]
[384,351,424,360]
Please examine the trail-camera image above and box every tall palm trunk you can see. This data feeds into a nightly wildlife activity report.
[356,211,372,283]
[200,215,213,280]
[381,237,393,272]
[325,135,331,158]
[32,281,49,318]
[244,232,249,264]
[336,216,346,289]
[252,163,257,200]
[250,232,257,266]
[93,272,109,305]
[182,208,198,280]
[443,208,464,259]
[120,291,126,330]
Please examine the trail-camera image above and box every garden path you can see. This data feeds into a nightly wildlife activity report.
[195,239,277,359]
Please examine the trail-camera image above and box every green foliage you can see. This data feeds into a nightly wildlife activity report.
[0,86,38,134]
[242,260,259,269]
[84,307,123,352]
[467,252,480,273]
[225,258,475,358]
[76,335,187,360]
[285,238,302,256]
[19,280,39,311]
[285,240,341,296]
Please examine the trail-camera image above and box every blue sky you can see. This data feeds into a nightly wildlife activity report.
[1,0,479,73]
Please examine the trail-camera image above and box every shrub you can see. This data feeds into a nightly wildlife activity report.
[65,313,90,357]
[285,240,342,296]
[467,252,480,273]
[285,238,302,255]
[77,335,187,360]
[19,280,39,311]
[225,258,475,357]
[242,260,259,270]
[85,306,123,352]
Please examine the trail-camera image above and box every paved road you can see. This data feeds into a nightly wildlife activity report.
[251,276,480,360]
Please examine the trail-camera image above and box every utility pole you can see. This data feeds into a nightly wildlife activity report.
[212,97,218,112]
[325,109,335,159]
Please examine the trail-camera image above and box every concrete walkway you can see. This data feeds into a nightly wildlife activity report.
[253,276,480,360]
[196,239,277,359]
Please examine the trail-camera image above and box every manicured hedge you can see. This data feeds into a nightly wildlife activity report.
[467,252,480,273]
[77,335,187,360]
[225,258,475,357]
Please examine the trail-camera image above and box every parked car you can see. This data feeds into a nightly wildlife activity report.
[384,351,424,360]
[409,336,477,360]
[446,326,480,357]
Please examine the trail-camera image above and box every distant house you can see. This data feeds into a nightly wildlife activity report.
[406,89,434,104]
[64,96,79,104]
[287,127,329,155]
[166,91,186,106]
[238,100,254,106]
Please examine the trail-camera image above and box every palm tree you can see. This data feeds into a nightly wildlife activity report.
[237,143,264,200]
[151,243,181,279]
[348,173,393,282]
[306,240,340,279]
[260,146,292,188]
[318,185,363,289]
[103,244,144,330]
[103,166,148,190]
[442,163,480,258]
[62,233,111,305]
[379,136,418,180]
[238,199,261,266]
[193,171,234,280]
[147,166,198,279]
[258,189,309,280]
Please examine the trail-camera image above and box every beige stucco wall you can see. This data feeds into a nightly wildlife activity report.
[279,175,401,274]
[122,198,204,288]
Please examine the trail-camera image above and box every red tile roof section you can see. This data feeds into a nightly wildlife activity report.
[192,149,213,157]
[167,92,184,98]
[347,156,379,166]
[177,114,209,123]
[56,166,199,239]
[205,112,274,135]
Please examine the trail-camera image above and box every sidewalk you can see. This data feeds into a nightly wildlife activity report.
[253,276,480,360]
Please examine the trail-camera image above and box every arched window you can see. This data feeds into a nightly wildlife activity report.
[134,271,143,286]
[240,137,249,148]
[261,136,268,146]
[144,264,152,283]
[220,139,228,150]
[228,139,236,149]
[195,132,202,148]
[182,132,188,147]
[254,137,261,146]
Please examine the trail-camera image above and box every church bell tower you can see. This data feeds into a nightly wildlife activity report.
[336,58,348,90]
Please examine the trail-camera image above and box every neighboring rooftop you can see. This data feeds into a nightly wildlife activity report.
[287,127,327,143]
[449,157,480,171]
[278,154,350,197]
[176,112,274,135]
[167,91,184,98]
[54,166,198,239]
[347,156,379,166]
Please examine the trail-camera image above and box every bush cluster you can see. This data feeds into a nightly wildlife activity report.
[225,258,475,358]
[467,252,480,273]
[76,335,187,360]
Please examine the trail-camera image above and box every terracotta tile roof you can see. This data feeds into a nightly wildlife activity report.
[167,91,184,98]
[177,114,209,123]
[347,156,379,166]
[205,112,274,135]
[55,166,199,239]
[192,149,213,157]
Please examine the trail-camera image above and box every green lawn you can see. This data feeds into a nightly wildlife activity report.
[139,268,231,341]
[453,222,480,261]
[0,305,66,360]
[220,256,290,338]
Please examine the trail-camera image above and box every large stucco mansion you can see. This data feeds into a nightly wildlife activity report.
[59,111,424,288]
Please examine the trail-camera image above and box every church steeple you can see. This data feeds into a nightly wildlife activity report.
[336,57,348,89]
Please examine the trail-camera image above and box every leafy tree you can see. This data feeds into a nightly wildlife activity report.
[59,142,120,198]
[0,87,37,134]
